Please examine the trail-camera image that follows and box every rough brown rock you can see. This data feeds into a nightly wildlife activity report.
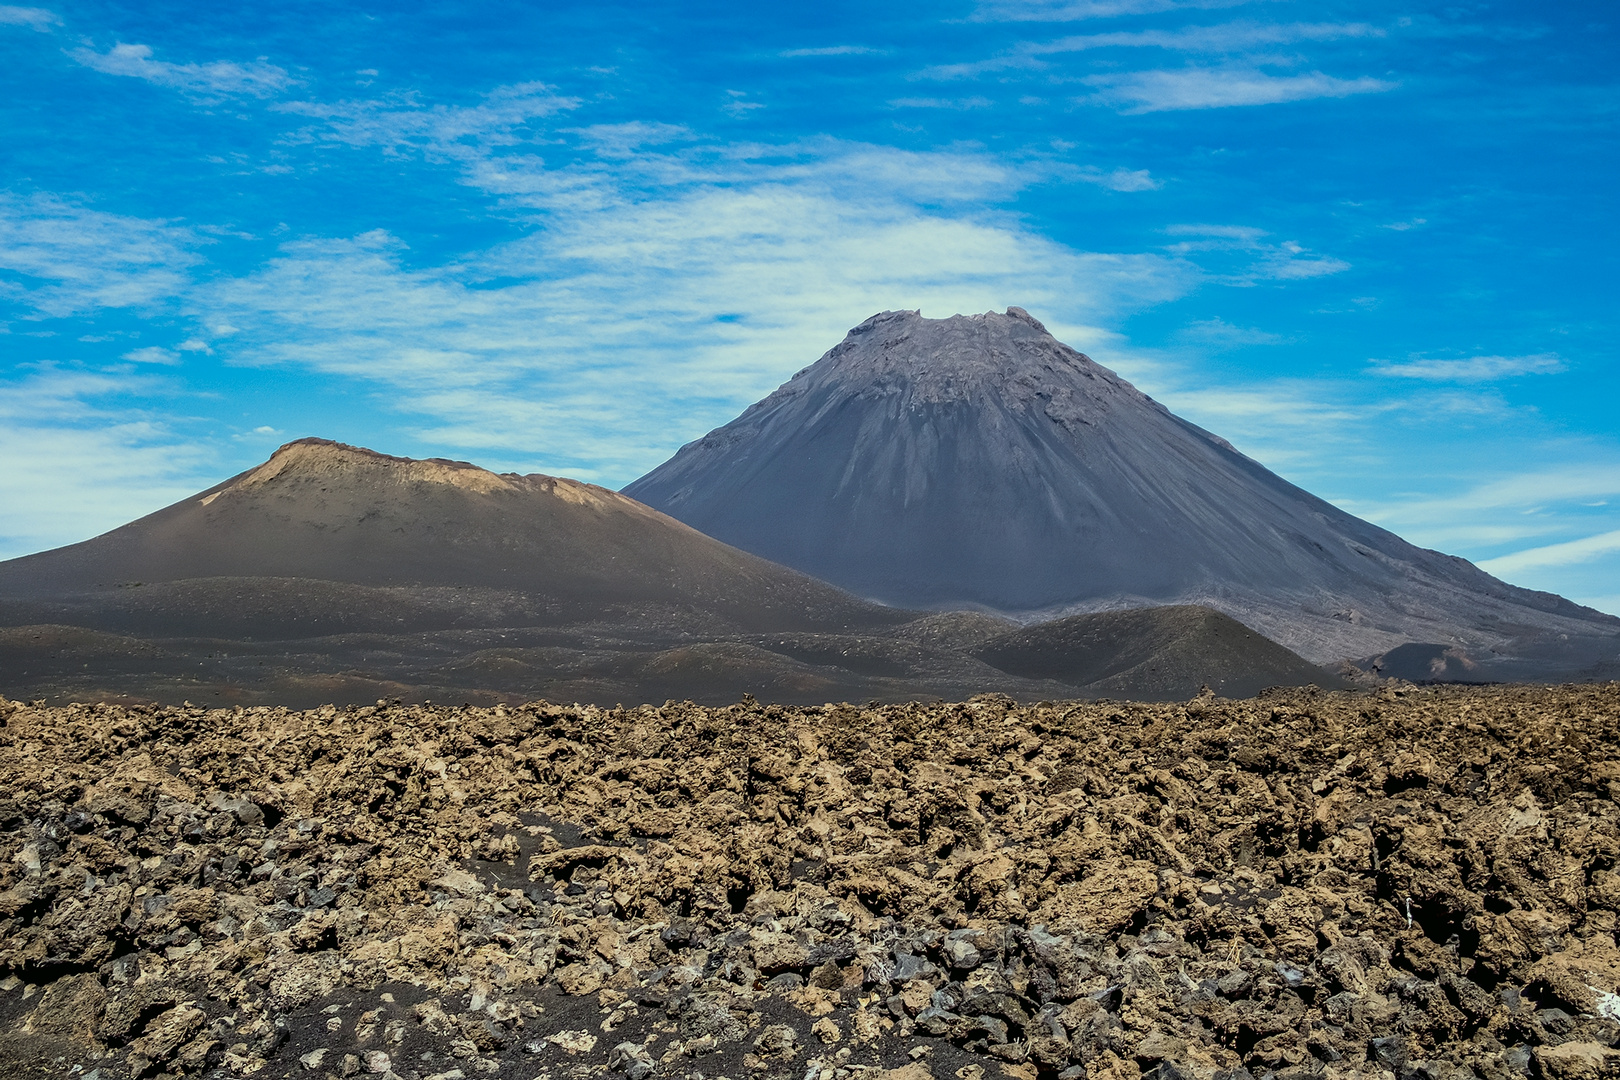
[0,683,1615,1080]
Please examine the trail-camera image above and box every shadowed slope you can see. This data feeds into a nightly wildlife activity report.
[626,308,1619,672]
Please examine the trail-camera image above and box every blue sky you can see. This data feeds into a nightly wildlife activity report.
[2,0,1617,613]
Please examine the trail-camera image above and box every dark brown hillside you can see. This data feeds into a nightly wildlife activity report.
[0,438,901,638]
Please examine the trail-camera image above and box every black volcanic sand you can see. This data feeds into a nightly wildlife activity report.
[2,685,1619,1080]
[0,604,1340,710]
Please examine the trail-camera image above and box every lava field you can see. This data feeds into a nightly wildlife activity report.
[0,683,1617,1080]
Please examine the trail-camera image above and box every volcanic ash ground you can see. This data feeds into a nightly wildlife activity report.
[1,685,1619,1080]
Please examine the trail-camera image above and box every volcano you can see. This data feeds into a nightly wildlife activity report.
[625,308,1619,675]
[0,437,897,639]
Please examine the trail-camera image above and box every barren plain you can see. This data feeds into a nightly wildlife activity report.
[1,683,1618,1080]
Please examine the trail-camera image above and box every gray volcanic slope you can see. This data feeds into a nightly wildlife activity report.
[625,308,1620,672]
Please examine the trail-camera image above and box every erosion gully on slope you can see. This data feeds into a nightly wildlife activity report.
[0,684,1617,1080]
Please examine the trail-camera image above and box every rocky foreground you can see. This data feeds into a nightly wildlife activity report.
[0,685,1618,1080]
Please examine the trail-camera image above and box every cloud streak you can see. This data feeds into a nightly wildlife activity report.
[921,21,1386,80]
[889,96,995,110]
[1177,316,1285,347]
[780,45,886,57]
[1084,68,1395,112]
[0,5,57,31]
[0,192,201,317]
[278,83,579,154]
[971,0,1268,23]
[1479,529,1620,575]
[1076,166,1161,191]
[1161,223,1349,282]
[70,42,296,99]
[1373,353,1566,381]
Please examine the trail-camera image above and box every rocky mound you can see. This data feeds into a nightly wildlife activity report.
[0,438,900,639]
[625,309,1620,678]
[1,684,1618,1080]
[972,606,1328,700]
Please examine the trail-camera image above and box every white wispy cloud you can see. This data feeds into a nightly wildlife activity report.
[0,5,57,31]
[1076,166,1161,191]
[192,123,1193,481]
[1373,353,1565,381]
[721,90,764,117]
[70,42,296,99]
[278,82,579,156]
[1345,464,1620,551]
[1162,223,1349,282]
[1085,68,1395,112]
[1164,223,1266,243]
[921,21,1386,80]
[121,345,182,365]
[1479,530,1620,576]
[0,191,201,316]
[888,96,995,110]
[1177,316,1286,347]
[0,368,218,558]
[780,45,886,57]
[1048,20,1384,52]
[1254,242,1350,279]
[972,0,1267,22]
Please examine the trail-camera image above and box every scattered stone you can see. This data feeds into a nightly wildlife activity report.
[1536,1042,1620,1080]
[547,1030,599,1054]
[609,1039,657,1080]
